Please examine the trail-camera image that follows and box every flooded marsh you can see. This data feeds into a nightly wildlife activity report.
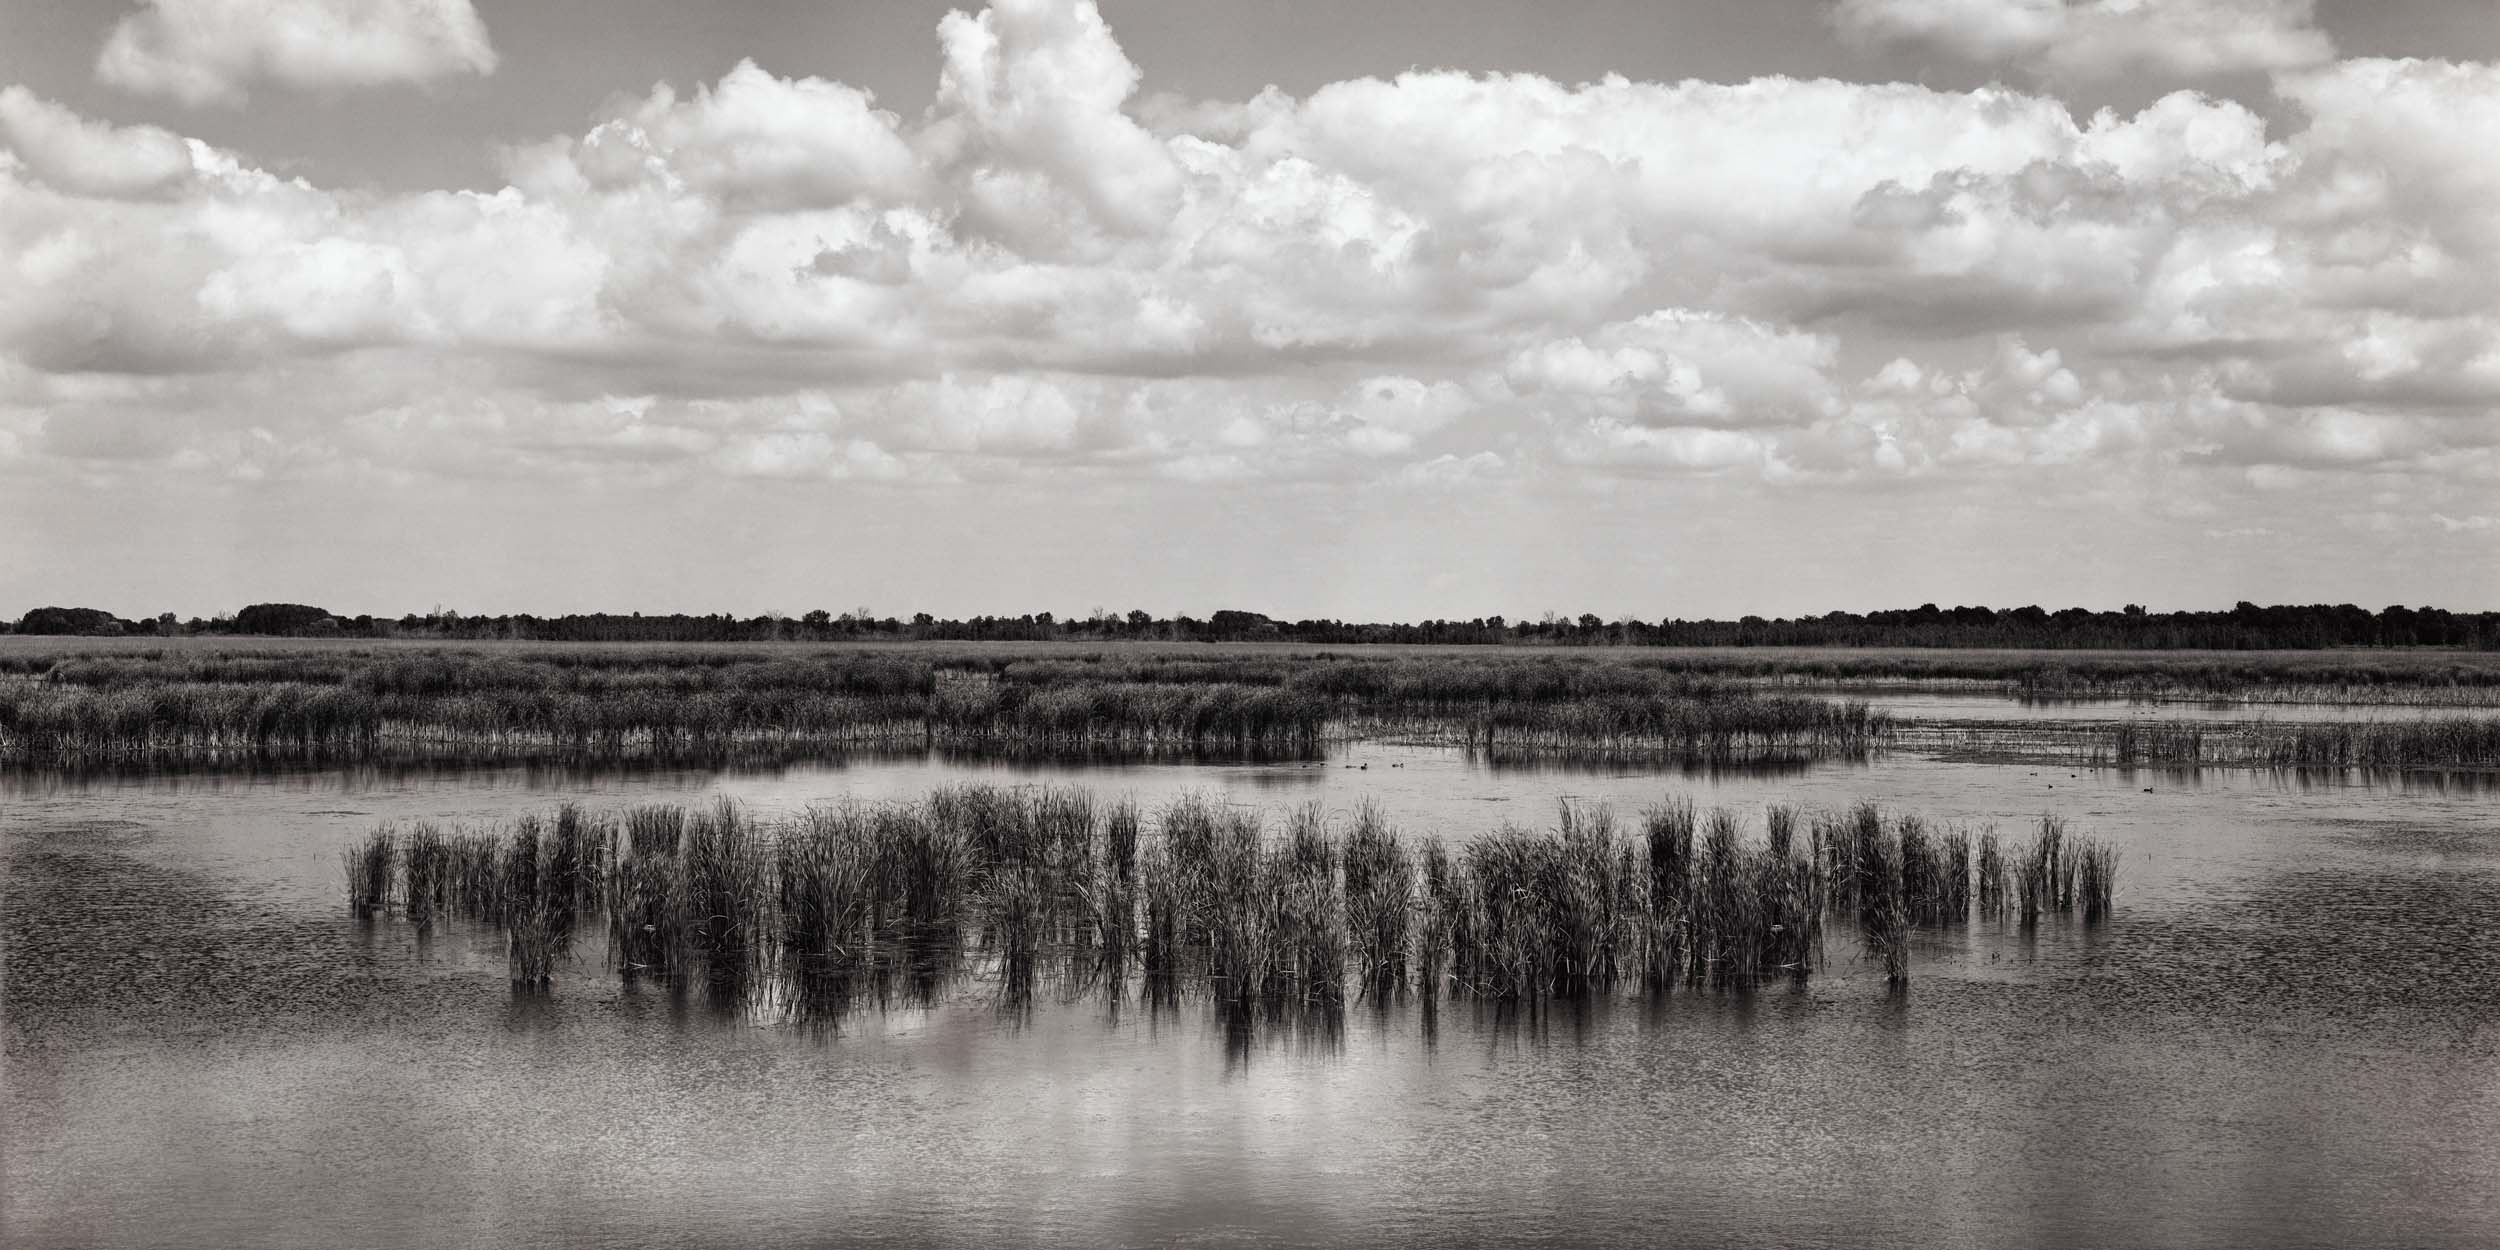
[5,644,2499,1248]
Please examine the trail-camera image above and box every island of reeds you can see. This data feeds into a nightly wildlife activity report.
[0,649,1890,766]
[2089,719,2500,770]
[342,786,2118,1021]
[16,641,2496,776]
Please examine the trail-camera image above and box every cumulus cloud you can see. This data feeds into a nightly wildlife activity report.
[506,59,919,212]
[926,0,1181,244]
[96,0,497,107]
[0,88,198,198]
[1833,0,2334,80]
[1508,311,1842,430]
[2,0,2494,522]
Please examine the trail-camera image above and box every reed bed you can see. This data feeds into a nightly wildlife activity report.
[1451,695,1886,760]
[403,823,449,929]
[1342,803,1414,996]
[2011,817,2118,929]
[345,785,2122,1013]
[2,648,1897,766]
[342,827,393,918]
[2095,718,2500,771]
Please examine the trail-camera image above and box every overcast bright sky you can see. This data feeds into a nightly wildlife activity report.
[2,0,2496,621]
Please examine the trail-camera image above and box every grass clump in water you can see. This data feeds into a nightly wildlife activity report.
[343,827,394,918]
[402,823,449,929]
[344,783,2119,1013]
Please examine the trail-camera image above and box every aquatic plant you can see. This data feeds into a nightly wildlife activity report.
[2078,838,2120,923]
[1417,840,1458,1000]
[343,784,2119,1012]
[1640,800,1695,989]
[1,645,1911,766]
[343,827,393,917]
[402,823,449,929]
[1976,831,2007,920]
[2010,816,2113,929]
[2096,718,2500,771]
[1342,802,1414,996]
[447,832,504,920]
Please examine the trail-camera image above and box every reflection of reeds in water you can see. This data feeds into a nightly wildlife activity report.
[351,783,2120,1017]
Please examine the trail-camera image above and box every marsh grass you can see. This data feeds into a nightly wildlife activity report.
[402,823,448,929]
[343,827,393,917]
[2010,816,2116,928]
[1343,803,1414,998]
[350,784,2118,1012]
[1088,799,1142,977]
[447,832,503,920]
[1840,804,1909,985]
[1640,801,1695,989]
[2097,718,2500,771]
[3,647,1907,766]
[1976,831,2008,920]
[1266,805,1348,1006]
[2078,838,2120,922]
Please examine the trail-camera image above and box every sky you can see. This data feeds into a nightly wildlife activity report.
[1,0,2497,622]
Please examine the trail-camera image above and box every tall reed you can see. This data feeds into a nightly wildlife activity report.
[403,823,448,928]
[343,827,393,917]
[345,785,2119,1011]
[1342,802,1415,997]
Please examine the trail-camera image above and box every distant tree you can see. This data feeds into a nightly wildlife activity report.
[234,603,336,635]
[15,606,128,635]
[1208,610,1276,639]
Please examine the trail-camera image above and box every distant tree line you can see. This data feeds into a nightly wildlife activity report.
[8,600,2499,650]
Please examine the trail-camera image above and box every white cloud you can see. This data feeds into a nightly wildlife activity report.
[508,59,919,212]
[0,88,198,198]
[1392,451,1507,488]
[926,0,1181,244]
[920,373,1093,454]
[96,0,497,107]
[1508,311,1842,429]
[1833,0,2335,80]
[0,0,2492,516]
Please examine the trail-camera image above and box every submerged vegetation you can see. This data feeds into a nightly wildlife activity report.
[347,786,2117,1019]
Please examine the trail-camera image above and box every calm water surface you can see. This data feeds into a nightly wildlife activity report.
[7,720,2499,1248]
